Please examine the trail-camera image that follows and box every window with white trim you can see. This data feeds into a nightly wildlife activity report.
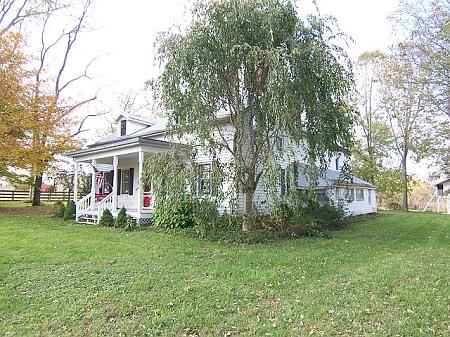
[197,163,211,195]
[276,137,283,151]
[368,189,372,204]
[339,187,354,202]
[316,190,329,204]
[122,169,130,194]
[356,189,364,201]
[120,120,127,136]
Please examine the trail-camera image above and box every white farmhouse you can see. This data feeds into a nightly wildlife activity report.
[67,114,377,224]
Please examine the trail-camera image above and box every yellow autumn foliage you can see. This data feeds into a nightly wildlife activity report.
[0,29,80,181]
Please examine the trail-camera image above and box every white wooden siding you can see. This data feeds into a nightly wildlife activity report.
[328,187,377,215]
[117,119,147,137]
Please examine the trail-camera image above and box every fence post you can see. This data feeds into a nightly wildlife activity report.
[12,190,14,201]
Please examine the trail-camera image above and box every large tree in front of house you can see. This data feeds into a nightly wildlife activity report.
[153,0,354,231]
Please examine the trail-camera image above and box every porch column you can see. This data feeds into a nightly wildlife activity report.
[91,159,96,209]
[137,151,144,215]
[113,155,118,210]
[73,160,78,203]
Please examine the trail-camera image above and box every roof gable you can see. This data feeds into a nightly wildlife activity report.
[115,113,154,126]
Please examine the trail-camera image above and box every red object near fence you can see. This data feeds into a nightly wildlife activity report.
[40,184,53,192]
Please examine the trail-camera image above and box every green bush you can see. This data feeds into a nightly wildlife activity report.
[153,198,197,229]
[192,199,220,237]
[124,215,137,231]
[63,200,76,220]
[99,209,115,227]
[289,202,345,237]
[115,207,128,228]
[271,201,294,230]
[54,201,65,218]
[314,203,346,230]
[152,192,346,242]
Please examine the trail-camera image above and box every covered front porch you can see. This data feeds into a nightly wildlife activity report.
[69,138,171,224]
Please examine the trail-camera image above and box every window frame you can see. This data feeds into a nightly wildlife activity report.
[120,120,127,136]
[276,137,283,152]
[197,163,212,195]
[339,187,354,202]
[121,169,130,194]
[356,188,364,201]
[316,190,329,204]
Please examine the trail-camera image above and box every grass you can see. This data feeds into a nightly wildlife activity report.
[0,201,56,217]
[0,211,448,336]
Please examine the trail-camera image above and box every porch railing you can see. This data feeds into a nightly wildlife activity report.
[97,192,114,218]
[75,192,93,221]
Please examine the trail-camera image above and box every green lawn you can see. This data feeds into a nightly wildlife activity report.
[0,212,448,336]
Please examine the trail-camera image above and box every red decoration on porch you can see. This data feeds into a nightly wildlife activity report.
[143,196,151,207]
[95,193,108,202]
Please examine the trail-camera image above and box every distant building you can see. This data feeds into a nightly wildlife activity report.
[423,178,450,214]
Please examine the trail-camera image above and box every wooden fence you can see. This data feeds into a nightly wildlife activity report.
[0,189,73,202]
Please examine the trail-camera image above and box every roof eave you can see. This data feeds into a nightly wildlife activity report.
[65,137,172,159]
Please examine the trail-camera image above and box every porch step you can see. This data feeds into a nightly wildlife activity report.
[77,213,98,224]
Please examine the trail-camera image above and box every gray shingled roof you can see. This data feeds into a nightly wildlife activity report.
[114,113,154,125]
[88,118,168,148]
[435,177,450,186]
[298,168,376,189]
[67,137,173,158]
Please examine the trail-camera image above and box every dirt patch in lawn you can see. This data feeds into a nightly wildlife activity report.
[0,204,54,216]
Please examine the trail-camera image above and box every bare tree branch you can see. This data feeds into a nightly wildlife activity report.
[54,0,91,101]
[58,55,99,93]
[71,113,97,137]
[0,0,68,37]
[0,0,28,36]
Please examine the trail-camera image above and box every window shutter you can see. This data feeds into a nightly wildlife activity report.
[293,161,299,188]
[129,168,134,195]
[280,168,286,197]
[211,162,218,197]
[117,169,122,195]
[110,170,114,191]
[286,169,291,193]
[192,163,198,196]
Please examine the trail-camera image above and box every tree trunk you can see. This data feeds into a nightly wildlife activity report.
[32,175,43,206]
[367,146,376,185]
[401,154,408,212]
[242,190,254,232]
